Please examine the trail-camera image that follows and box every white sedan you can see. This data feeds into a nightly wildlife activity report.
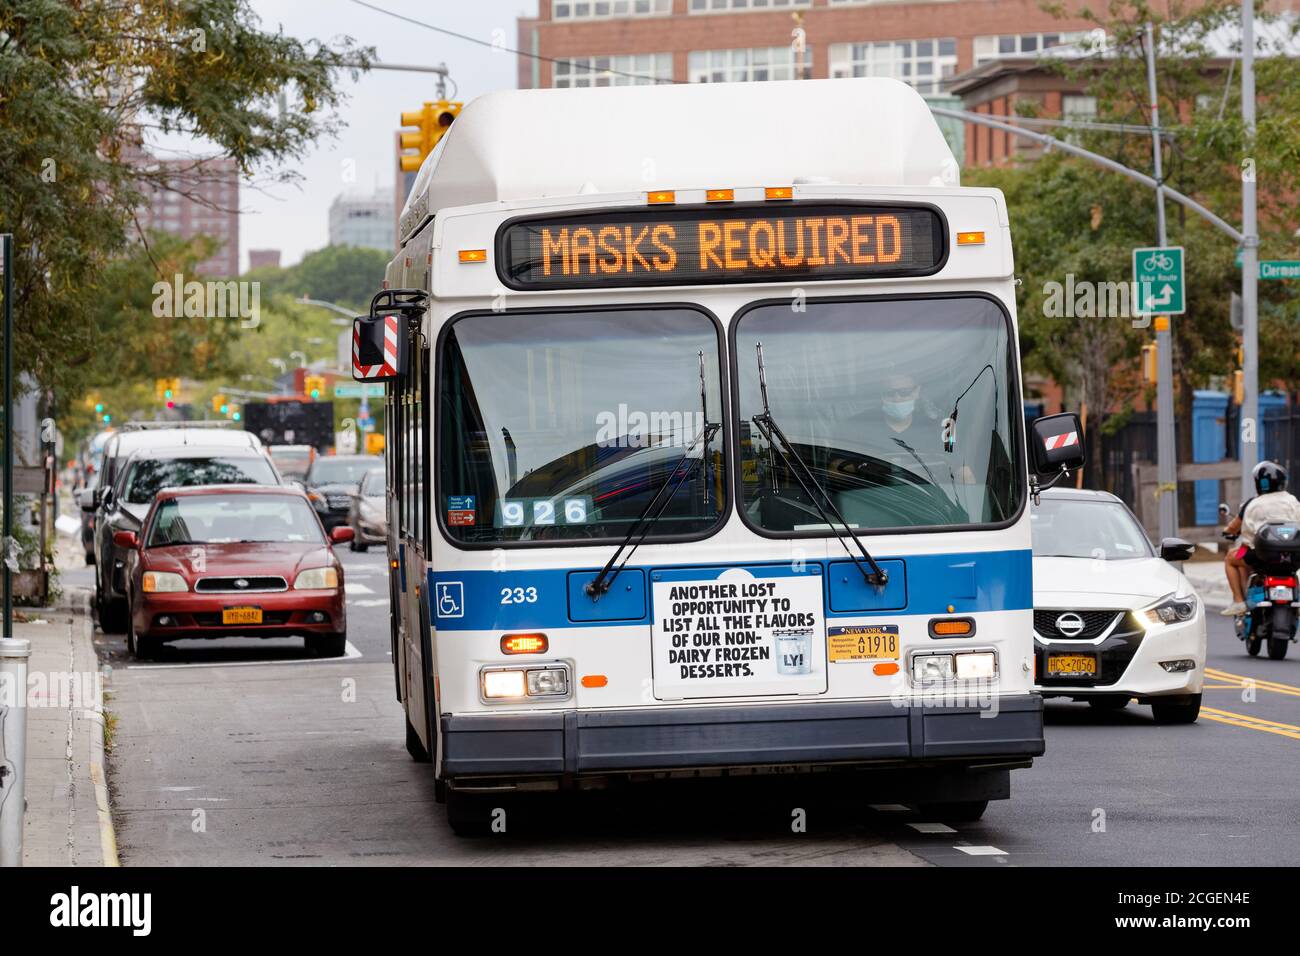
[1030,488,1206,724]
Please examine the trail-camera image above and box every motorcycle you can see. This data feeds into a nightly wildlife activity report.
[1222,502,1300,660]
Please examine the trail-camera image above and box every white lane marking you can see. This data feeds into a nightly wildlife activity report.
[127,641,362,669]
[955,845,1007,856]
[345,581,374,595]
[158,786,197,792]
[349,599,388,608]
[908,822,957,834]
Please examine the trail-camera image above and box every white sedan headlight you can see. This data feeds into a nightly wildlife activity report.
[1143,594,1197,626]
[294,566,339,590]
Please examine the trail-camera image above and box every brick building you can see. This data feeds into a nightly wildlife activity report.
[517,0,1099,92]
[134,155,240,278]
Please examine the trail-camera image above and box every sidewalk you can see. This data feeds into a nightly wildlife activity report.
[1182,558,1232,610]
[16,587,117,866]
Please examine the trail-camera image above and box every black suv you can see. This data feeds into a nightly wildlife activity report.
[303,455,383,531]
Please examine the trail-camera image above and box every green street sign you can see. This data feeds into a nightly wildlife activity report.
[333,382,385,399]
[1133,246,1185,316]
[1260,260,1300,281]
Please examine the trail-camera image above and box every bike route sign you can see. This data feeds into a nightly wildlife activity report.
[1132,246,1185,316]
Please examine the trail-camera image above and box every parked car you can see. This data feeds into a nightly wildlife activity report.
[267,444,316,482]
[76,472,99,564]
[115,485,351,659]
[303,454,382,530]
[95,424,261,502]
[1030,487,1206,724]
[346,467,387,552]
[94,445,280,633]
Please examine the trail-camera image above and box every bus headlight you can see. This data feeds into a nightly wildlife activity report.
[480,663,571,701]
[955,651,997,680]
[913,654,954,682]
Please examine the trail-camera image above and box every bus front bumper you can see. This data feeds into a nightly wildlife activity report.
[440,694,1044,780]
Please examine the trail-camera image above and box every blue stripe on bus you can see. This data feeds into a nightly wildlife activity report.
[427,549,1031,632]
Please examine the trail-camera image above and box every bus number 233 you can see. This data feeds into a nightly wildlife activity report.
[501,586,539,605]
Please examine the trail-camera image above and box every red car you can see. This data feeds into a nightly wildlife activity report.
[114,485,353,660]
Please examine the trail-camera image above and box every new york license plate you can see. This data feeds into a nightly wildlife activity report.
[222,606,263,625]
[1047,653,1097,677]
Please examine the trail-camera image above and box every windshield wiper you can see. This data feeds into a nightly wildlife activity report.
[750,341,888,588]
[585,353,720,599]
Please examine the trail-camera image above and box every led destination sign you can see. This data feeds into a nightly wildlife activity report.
[497,203,946,290]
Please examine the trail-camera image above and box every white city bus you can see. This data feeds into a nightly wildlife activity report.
[354,77,1084,832]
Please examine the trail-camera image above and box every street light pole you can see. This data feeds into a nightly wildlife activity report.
[1146,22,1178,540]
[2,233,11,639]
[1240,0,1259,490]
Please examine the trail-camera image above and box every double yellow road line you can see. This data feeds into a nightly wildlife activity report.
[1200,667,1300,740]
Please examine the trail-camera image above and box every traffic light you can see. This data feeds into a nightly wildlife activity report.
[304,375,326,400]
[398,100,462,173]
[1141,342,1158,384]
[94,403,104,414]
[155,377,181,402]
[1233,369,1244,404]
[211,393,227,414]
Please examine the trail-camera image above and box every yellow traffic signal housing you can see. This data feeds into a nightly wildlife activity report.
[211,393,227,413]
[304,375,327,400]
[1233,369,1244,404]
[1141,342,1158,384]
[398,101,462,173]
[155,376,181,401]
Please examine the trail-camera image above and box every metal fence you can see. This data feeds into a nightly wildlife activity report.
[1097,400,1300,513]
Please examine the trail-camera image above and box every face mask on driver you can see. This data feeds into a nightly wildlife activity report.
[882,399,915,422]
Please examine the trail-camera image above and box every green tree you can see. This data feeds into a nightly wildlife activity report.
[246,245,392,312]
[970,1,1300,487]
[0,0,372,405]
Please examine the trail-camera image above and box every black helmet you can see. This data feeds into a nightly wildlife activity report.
[1253,460,1287,495]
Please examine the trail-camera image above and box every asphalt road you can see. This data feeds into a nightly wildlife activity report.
[62,553,1300,867]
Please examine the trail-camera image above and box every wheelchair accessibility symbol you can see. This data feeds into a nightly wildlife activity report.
[435,581,464,619]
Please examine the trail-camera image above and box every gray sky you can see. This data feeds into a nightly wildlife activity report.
[152,0,539,271]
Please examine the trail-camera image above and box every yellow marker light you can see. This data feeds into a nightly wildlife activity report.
[931,618,974,637]
[706,188,735,203]
[765,186,794,200]
[458,249,487,263]
[956,231,985,246]
[647,190,676,205]
[581,674,608,688]
[501,633,549,655]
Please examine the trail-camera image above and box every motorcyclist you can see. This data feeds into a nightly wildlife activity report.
[1222,460,1300,616]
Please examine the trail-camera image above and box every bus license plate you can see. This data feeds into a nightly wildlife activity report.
[827,625,899,663]
[1047,653,1096,677]
[223,607,262,625]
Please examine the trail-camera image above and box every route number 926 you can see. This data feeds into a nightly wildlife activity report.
[501,586,539,605]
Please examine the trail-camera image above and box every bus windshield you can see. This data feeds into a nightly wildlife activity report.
[733,296,1022,533]
[438,307,725,544]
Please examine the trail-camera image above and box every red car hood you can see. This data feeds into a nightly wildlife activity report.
[142,541,339,583]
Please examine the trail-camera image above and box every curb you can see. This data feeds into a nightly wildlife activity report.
[72,588,120,867]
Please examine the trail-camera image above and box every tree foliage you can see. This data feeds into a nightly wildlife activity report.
[967,0,1300,462]
[246,244,392,312]
[0,0,372,405]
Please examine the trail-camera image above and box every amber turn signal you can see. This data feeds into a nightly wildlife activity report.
[500,633,548,655]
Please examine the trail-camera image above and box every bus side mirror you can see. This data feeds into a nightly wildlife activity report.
[352,288,427,382]
[352,315,406,382]
[1029,412,1085,476]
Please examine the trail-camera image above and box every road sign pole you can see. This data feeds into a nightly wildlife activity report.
[1240,0,1259,490]
[1146,23,1178,540]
